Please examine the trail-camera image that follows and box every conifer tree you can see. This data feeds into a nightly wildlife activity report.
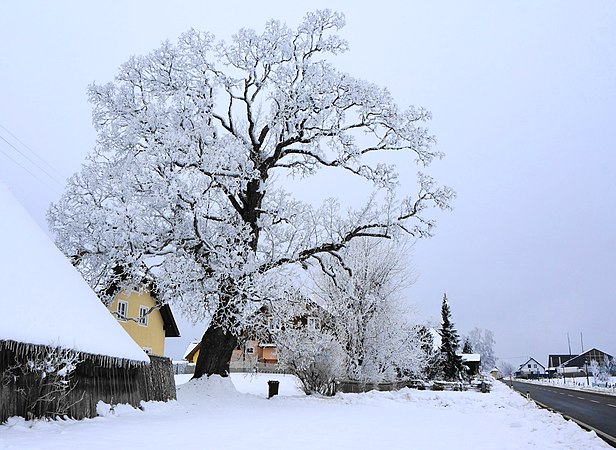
[439,294,464,380]
[462,338,473,354]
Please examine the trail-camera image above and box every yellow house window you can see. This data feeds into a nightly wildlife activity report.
[138,306,149,326]
[117,300,128,321]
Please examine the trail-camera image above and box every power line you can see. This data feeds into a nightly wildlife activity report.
[0,122,67,182]
[0,124,64,187]
[0,142,43,183]
[0,133,65,187]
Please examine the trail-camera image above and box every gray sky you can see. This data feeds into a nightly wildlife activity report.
[2,1,615,367]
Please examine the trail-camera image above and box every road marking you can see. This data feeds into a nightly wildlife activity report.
[567,394,574,397]
[577,396,585,400]
[608,404,616,408]
[590,400,600,404]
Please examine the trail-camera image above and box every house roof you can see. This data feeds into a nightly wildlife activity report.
[183,341,200,361]
[159,303,181,338]
[461,353,481,363]
[560,348,613,368]
[0,180,149,364]
[518,357,545,370]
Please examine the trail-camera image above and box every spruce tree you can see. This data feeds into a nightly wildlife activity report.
[439,294,464,380]
[462,338,473,354]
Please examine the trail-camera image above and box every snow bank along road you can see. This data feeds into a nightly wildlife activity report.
[0,374,610,450]
[511,380,616,447]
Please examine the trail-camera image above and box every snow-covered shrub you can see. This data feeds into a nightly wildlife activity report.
[275,327,344,396]
[2,346,81,419]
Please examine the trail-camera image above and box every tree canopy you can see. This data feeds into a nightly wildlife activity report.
[48,10,453,377]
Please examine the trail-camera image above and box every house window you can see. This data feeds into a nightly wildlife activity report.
[138,306,149,326]
[117,301,128,321]
[528,364,531,369]
[246,347,254,354]
[307,317,321,330]
[533,364,537,368]
[267,317,280,331]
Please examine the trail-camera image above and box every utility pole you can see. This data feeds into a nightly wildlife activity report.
[566,333,572,384]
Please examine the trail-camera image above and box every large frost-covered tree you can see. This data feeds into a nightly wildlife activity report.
[48,10,453,378]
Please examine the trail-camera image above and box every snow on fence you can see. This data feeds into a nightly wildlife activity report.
[1,341,176,422]
[337,379,491,394]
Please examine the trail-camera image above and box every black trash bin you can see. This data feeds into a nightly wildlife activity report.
[267,380,280,398]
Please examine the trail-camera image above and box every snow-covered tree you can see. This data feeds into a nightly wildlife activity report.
[48,10,453,378]
[498,361,515,377]
[590,357,612,384]
[271,238,425,389]
[462,338,473,354]
[308,238,425,383]
[466,327,497,372]
[415,325,442,380]
[439,294,464,381]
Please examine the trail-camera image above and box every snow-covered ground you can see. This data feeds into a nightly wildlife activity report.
[0,374,609,450]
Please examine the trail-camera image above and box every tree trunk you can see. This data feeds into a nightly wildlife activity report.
[193,324,238,378]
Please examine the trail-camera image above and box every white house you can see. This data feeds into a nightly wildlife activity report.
[517,357,546,377]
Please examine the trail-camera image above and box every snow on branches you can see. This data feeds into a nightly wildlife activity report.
[48,10,453,372]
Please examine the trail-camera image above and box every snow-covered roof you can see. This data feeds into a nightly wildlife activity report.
[0,181,149,364]
[461,353,481,362]
[183,341,200,360]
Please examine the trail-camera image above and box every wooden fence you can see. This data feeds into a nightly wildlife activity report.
[1,342,175,422]
[337,378,491,394]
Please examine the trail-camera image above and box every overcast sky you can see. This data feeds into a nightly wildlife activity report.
[2,1,615,367]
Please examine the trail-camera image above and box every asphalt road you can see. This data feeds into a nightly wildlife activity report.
[510,380,616,444]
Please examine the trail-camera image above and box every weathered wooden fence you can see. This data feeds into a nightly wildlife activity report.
[1,342,175,422]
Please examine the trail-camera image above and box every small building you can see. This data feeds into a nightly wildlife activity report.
[516,357,546,378]
[461,353,481,376]
[107,289,180,356]
[183,340,201,364]
[0,181,175,421]
[184,338,279,371]
[490,367,502,380]
[183,301,327,372]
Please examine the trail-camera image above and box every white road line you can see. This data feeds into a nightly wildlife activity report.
[577,397,585,400]
[608,404,616,408]
[567,394,574,397]
[590,400,600,404]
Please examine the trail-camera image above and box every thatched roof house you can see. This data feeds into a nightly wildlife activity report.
[0,181,173,421]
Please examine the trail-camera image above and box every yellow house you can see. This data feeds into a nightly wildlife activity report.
[107,290,180,356]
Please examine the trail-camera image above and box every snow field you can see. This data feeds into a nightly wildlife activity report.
[0,374,609,450]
